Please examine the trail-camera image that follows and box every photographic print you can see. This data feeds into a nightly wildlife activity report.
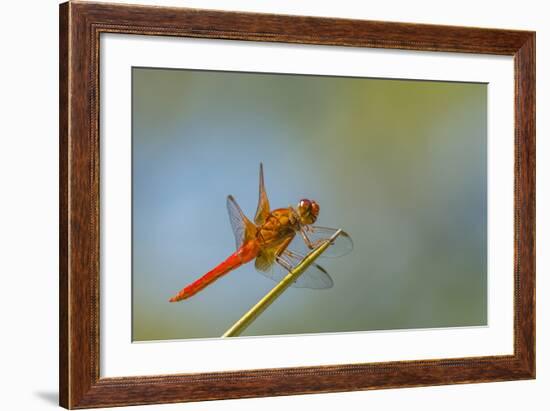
[60,4,535,406]
[131,67,487,341]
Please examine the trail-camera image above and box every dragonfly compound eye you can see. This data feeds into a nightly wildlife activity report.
[299,199,312,210]
[311,201,320,217]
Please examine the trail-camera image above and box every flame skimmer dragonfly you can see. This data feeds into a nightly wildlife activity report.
[169,164,353,302]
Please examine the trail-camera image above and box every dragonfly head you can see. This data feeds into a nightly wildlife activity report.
[297,199,319,225]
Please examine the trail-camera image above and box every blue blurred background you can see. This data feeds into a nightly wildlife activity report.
[132,67,487,341]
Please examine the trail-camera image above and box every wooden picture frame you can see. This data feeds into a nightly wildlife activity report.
[59,1,535,408]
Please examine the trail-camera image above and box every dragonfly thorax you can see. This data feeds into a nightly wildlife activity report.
[257,208,299,247]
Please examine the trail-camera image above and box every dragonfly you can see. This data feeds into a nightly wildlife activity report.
[169,164,353,302]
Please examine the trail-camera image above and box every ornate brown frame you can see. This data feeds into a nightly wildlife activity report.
[59,1,535,408]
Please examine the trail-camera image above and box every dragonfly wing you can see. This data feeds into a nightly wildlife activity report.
[255,248,334,289]
[226,195,256,250]
[279,249,333,289]
[290,226,353,258]
[254,235,292,274]
[255,248,276,272]
[254,163,271,226]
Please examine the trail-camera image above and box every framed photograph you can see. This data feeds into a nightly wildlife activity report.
[59,1,535,408]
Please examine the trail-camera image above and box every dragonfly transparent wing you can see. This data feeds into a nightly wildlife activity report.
[290,226,353,258]
[226,195,256,250]
[255,248,334,289]
[254,163,271,226]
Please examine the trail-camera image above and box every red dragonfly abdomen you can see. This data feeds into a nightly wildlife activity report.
[169,240,259,302]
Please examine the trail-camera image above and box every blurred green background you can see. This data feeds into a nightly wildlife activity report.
[132,67,487,341]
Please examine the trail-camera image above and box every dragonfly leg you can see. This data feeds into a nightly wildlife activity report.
[275,255,304,284]
[284,249,305,260]
[300,226,338,250]
[275,255,293,272]
[299,228,315,250]
[300,227,327,250]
